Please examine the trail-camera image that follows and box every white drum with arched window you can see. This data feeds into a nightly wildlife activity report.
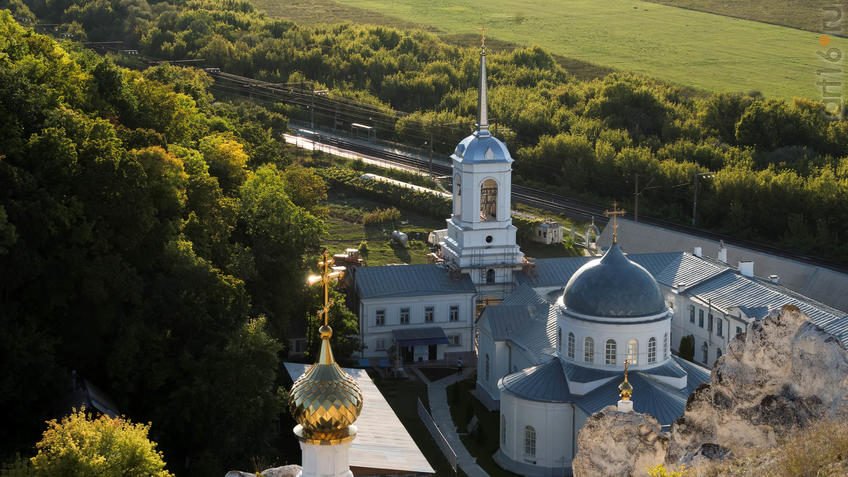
[627,339,639,365]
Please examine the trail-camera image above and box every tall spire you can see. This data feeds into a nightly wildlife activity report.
[476,24,489,135]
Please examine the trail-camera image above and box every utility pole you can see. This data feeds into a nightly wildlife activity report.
[429,129,434,177]
[692,172,713,227]
[634,173,639,222]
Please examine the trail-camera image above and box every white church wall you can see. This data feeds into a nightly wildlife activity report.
[476,324,498,399]
[498,389,574,473]
[358,293,475,359]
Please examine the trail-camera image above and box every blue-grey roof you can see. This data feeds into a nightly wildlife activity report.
[500,283,549,306]
[685,271,848,347]
[516,257,593,288]
[501,356,710,425]
[563,243,667,319]
[501,357,571,403]
[392,327,449,346]
[630,252,728,289]
[354,264,476,299]
[451,131,512,164]
[484,304,550,340]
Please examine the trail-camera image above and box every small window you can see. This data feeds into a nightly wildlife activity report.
[425,306,434,323]
[689,305,695,323]
[736,326,743,335]
[376,338,386,351]
[698,309,704,328]
[716,348,722,359]
[702,342,709,364]
[449,334,461,346]
[605,339,616,365]
[584,337,594,363]
[557,327,562,352]
[524,426,536,457]
[648,337,657,363]
[717,319,723,337]
[376,310,385,326]
[400,308,410,324]
[708,313,714,331]
[663,333,668,359]
[567,332,575,359]
[485,354,490,381]
[486,269,495,284]
[449,305,459,321]
[627,339,639,365]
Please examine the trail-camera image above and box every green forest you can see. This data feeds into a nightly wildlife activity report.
[1,0,848,473]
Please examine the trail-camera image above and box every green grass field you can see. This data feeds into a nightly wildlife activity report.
[647,0,839,35]
[257,0,847,100]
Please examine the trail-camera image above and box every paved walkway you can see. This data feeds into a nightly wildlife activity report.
[413,368,489,477]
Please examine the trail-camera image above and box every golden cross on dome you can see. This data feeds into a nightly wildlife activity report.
[307,251,344,327]
[478,23,486,47]
[605,201,626,243]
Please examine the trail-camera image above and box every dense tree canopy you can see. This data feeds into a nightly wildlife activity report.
[0,12,326,474]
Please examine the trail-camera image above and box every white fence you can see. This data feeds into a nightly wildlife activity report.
[417,398,457,473]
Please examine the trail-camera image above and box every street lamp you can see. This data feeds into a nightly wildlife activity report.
[692,172,714,226]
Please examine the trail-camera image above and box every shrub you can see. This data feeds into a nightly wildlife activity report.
[28,409,172,477]
[361,207,401,225]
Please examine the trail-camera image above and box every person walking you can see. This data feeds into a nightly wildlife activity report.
[457,357,463,375]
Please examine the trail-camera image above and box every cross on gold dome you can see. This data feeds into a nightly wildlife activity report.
[605,201,626,243]
[307,251,344,329]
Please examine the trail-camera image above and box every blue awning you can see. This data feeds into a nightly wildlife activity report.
[393,327,450,347]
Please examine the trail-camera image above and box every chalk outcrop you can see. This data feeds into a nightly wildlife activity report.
[572,406,668,477]
[668,305,848,462]
[225,465,301,477]
[572,306,848,476]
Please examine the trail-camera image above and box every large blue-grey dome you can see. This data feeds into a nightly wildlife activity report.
[562,243,666,319]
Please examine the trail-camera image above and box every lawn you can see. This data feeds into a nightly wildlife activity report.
[368,371,465,476]
[256,0,847,100]
[322,192,444,266]
[447,376,521,477]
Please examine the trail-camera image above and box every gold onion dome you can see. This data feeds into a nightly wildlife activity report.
[619,360,633,401]
[289,326,364,444]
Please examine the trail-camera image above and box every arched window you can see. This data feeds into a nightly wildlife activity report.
[524,426,536,457]
[605,339,616,365]
[501,415,506,444]
[454,174,462,217]
[702,342,709,364]
[627,339,639,365]
[584,337,594,363]
[663,332,669,359]
[648,337,657,363]
[480,178,498,221]
[716,348,722,360]
[486,269,495,284]
[485,354,490,381]
[567,332,575,359]
[557,327,562,352]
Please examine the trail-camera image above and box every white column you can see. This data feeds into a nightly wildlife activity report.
[297,439,354,477]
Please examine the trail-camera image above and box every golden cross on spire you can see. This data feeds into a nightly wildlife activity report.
[307,251,344,328]
[605,201,626,243]
[478,23,486,47]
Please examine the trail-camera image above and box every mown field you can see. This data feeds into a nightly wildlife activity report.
[647,0,840,34]
[254,0,847,100]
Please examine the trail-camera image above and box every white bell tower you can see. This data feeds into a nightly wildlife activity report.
[440,38,524,295]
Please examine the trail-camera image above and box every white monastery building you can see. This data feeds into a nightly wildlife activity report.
[351,38,848,476]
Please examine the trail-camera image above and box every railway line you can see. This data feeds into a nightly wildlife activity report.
[40,39,846,274]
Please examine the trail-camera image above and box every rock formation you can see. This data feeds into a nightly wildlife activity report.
[225,464,301,477]
[572,406,668,477]
[668,305,848,462]
[573,306,848,476]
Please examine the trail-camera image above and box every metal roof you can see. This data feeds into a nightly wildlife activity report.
[354,264,476,299]
[483,303,550,340]
[500,283,549,306]
[629,252,728,289]
[685,271,848,347]
[563,243,667,319]
[501,357,571,403]
[574,372,689,425]
[515,257,593,288]
[284,363,434,474]
[392,327,449,347]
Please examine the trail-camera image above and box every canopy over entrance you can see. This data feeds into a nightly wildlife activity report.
[393,327,450,347]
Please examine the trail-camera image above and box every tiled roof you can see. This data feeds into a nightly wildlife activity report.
[354,264,476,299]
